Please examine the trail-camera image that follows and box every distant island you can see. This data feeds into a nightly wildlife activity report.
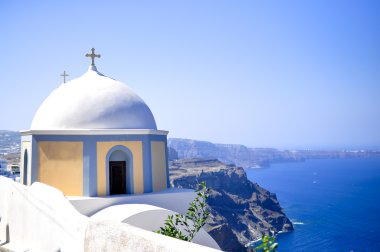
[168,138,380,169]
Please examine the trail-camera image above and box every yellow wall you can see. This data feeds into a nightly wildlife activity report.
[97,141,143,196]
[21,141,31,185]
[38,141,83,196]
[151,141,167,192]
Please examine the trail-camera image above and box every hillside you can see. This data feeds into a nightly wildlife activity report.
[0,131,21,163]
[168,138,380,168]
[170,158,293,251]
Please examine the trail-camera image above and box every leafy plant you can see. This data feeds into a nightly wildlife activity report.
[252,234,278,252]
[156,181,210,241]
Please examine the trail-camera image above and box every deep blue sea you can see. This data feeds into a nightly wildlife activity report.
[246,158,380,252]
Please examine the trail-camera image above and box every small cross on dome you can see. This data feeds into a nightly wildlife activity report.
[85,48,101,66]
[60,70,69,83]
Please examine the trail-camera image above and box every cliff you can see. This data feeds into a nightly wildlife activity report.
[168,138,380,168]
[170,158,293,252]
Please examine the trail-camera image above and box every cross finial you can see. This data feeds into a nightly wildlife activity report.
[85,48,101,66]
[60,70,69,83]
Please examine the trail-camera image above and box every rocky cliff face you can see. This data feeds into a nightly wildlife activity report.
[168,138,380,168]
[170,158,293,252]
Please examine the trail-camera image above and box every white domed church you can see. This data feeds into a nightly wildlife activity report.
[20,49,169,197]
[1,49,220,251]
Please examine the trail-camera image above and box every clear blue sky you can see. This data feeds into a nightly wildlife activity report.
[1,1,379,149]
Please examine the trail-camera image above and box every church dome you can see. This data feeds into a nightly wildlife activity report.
[31,66,157,130]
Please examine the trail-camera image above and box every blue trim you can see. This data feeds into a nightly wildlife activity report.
[21,135,32,185]
[164,137,170,188]
[83,139,97,196]
[82,138,98,196]
[31,136,38,183]
[142,136,152,193]
[88,139,98,196]
[33,134,167,142]
[83,146,90,196]
[105,145,134,195]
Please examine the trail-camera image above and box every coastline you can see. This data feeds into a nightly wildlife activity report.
[246,158,380,252]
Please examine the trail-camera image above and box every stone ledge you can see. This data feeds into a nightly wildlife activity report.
[85,220,220,252]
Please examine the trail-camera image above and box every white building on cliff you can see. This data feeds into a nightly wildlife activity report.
[0,49,219,251]
[20,48,168,197]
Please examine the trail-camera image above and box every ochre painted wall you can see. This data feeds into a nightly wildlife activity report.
[97,141,143,196]
[38,141,83,196]
[21,141,31,185]
[151,141,167,192]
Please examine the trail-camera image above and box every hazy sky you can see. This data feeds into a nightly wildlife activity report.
[1,1,379,149]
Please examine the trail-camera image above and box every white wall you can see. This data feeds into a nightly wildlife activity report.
[0,178,221,252]
[90,204,221,250]
[68,188,197,216]
[0,177,88,251]
[85,221,220,252]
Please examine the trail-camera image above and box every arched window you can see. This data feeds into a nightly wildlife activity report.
[106,146,134,195]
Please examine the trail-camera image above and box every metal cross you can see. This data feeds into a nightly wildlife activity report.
[85,48,101,66]
[60,70,69,83]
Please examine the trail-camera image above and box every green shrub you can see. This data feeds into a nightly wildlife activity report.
[252,234,278,252]
[156,181,210,241]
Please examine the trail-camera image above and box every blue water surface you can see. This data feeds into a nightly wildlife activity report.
[246,158,380,252]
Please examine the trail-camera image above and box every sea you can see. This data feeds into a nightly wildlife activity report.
[246,158,380,252]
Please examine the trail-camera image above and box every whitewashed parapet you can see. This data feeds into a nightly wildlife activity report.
[0,178,221,251]
[85,220,220,252]
[0,177,88,251]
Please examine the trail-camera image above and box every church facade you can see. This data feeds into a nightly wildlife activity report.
[20,49,169,197]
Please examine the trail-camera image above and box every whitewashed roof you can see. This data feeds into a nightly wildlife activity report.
[31,66,157,130]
